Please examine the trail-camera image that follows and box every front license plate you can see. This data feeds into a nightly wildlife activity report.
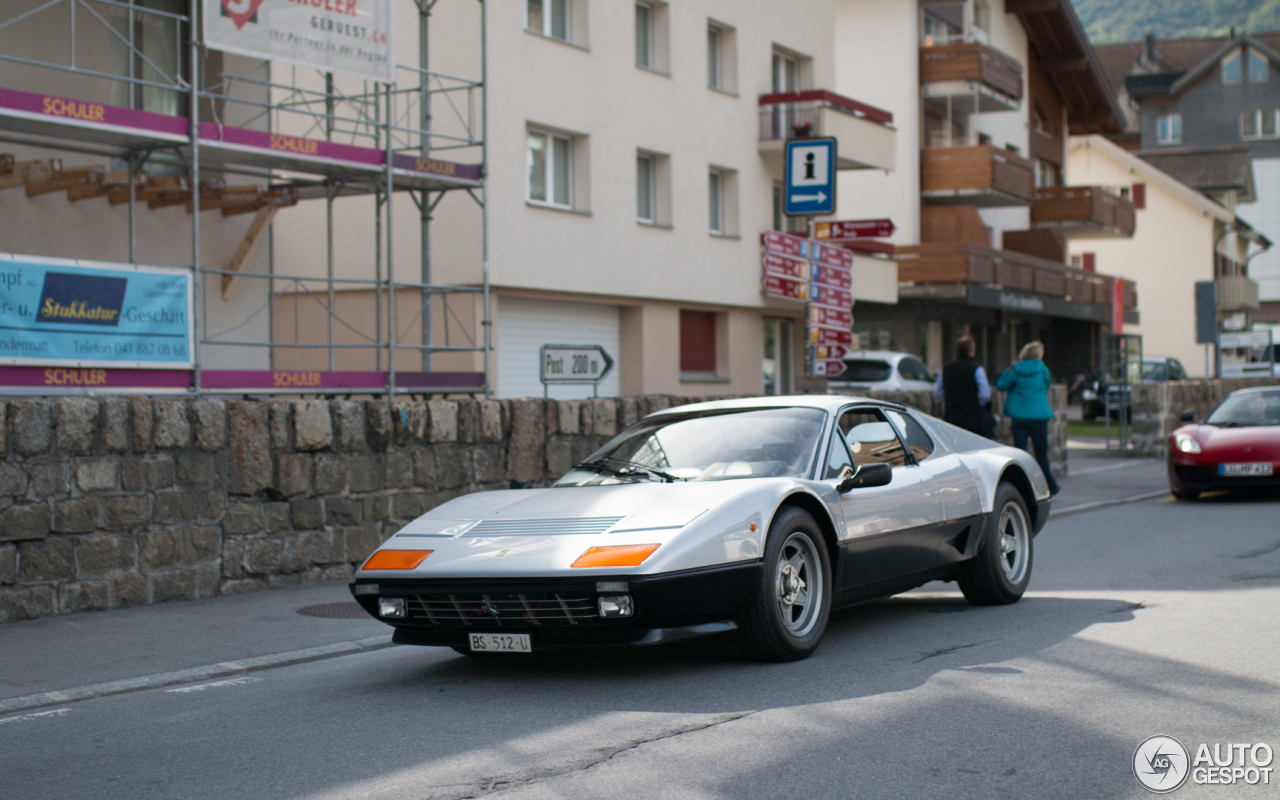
[469,633,531,653]
[1220,462,1274,476]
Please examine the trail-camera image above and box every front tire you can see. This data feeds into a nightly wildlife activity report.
[1171,487,1199,500]
[957,483,1033,605]
[734,507,831,662]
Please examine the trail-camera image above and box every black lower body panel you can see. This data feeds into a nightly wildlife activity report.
[351,561,761,650]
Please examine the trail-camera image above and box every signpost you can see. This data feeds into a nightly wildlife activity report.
[539,344,614,397]
[762,252,809,280]
[763,274,809,301]
[813,219,896,240]
[784,138,836,217]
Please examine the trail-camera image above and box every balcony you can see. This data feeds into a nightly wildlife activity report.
[921,145,1034,207]
[920,41,1023,113]
[895,242,1138,321]
[758,90,896,172]
[1217,276,1261,312]
[1030,186,1136,239]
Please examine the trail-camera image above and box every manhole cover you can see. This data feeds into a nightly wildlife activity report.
[297,602,369,619]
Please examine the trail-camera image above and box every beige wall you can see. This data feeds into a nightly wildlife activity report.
[1066,138,1220,377]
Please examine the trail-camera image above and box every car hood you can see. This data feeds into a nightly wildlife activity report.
[360,479,826,578]
[1181,425,1280,459]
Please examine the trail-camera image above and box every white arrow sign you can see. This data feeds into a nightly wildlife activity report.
[790,192,828,203]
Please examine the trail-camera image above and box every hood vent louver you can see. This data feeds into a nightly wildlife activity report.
[464,516,626,537]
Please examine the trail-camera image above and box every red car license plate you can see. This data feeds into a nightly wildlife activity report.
[1219,463,1274,477]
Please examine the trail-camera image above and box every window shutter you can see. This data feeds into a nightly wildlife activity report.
[679,310,717,373]
[1131,183,1146,209]
[1082,252,1096,272]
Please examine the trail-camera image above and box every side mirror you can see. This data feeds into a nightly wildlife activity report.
[1179,409,1196,423]
[838,463,893,493]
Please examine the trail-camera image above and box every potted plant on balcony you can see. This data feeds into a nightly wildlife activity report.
[791,121,815,138]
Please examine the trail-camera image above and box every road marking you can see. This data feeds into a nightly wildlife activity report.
[1069,462,1147,476]
[0,635,395,716]
[1050,490,1170,519]
[166,676,262,694]
[0,708,71,726]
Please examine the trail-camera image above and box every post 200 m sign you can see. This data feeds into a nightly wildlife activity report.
[540,344,614,386]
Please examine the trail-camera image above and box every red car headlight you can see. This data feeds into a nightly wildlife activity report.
[1174,433,1201,454]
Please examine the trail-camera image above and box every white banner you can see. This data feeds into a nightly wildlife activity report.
[204,0,395,84]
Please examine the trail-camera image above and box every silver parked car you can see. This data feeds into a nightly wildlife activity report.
[827,350,935,393]
[351,396,1052,662]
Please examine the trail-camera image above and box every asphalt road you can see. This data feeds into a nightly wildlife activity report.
[4,491,1280,800]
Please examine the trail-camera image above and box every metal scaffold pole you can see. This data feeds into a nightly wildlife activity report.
[326,72,336,371]
[481,0,491,397]
[420,0,433,371]
[386,80,396,398]
[189,0,201,394]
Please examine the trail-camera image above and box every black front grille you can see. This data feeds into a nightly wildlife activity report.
[404,593,599,627]
[1174,464,1216,485]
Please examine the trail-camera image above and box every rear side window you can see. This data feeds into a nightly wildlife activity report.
[838,407,908,467]
[1168,359,1187,380]
[885,409,935,462]
[898,357,931,382]
[838,359,892,382]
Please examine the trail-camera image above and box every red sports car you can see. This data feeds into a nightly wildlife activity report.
[1168,387,1280,499]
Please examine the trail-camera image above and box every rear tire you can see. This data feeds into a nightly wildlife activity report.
[734,507,831,662]
[958,483,1033,606]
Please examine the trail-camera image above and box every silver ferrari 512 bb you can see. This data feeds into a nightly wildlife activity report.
[350,395,1051,662]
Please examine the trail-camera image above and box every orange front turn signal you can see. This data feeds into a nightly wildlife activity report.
[571,544,660,569]
[362,550,433,571]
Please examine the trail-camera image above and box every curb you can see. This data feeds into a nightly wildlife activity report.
[0,635,396,717]
[1050,489,1169,519]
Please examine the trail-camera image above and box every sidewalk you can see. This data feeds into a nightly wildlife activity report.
[0,440,1170,715]
[1051,437,1168,516]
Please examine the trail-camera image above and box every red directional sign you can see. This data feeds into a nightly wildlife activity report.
[814,344,850,360]
[811,285,854,309]
[811,305,853,329]
[814,219,895,240]
[810,325,854,346]
[762,251,808,280]
[810,242,853,269]
[763,274,809,301]
[761,230,807,258]
[811,263,852,290]
[812,359,847,378]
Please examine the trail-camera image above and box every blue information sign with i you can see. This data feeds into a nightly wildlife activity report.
[784,138,837,216]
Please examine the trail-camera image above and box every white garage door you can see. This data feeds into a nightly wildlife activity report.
[497,296,622,399]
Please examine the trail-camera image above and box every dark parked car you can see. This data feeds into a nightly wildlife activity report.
[1082,356,1188,421]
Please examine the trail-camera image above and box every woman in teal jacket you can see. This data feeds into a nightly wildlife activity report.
[996,341,1060,495]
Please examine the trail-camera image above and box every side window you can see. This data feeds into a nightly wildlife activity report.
[824,429,854,480]
[1169,360,1187,380]
[838,408,908,468]
[885,409,935,462]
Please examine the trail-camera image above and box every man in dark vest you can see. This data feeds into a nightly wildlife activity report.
[934,336,991,436]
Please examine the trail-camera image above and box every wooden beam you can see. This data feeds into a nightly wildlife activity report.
[0,160,55,190]
[67,171,130,201]
[222,205,279,300]
[1006,0,1059,12]
[25,165,103,197]
[1040,56,1089,74]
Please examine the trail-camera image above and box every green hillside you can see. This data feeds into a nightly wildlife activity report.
[1075,0,1280,44]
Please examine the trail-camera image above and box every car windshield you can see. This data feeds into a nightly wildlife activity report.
[1205,391,1280,427]
[837,359,892,382]
[1142,361,1167,381]
[554,407,827,486]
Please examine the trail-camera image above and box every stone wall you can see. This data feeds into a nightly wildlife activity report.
[1132,377,1280,457]
[0,388,1068,623]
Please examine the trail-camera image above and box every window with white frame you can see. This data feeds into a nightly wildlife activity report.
[1156,113,1181,145]
[707,25,722,88]
[635,2,653,69]
[1242,108,1280,139]
[527,129,573,207]
[1034,159,1057,188]
[709,169,724,234]
[1223,50,1242,84]
[1249,50,1270,83]
[527,0,570,42]
[637,153,655,222]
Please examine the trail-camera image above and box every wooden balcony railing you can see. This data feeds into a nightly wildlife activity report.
[921,145,1035,205]
[895,242,1138,308]
[920,42,1023,100]
[1030,186,1136,237]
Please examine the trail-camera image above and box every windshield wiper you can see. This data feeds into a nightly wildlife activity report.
[578,457,683,483]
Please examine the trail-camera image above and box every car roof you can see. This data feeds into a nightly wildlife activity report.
[1228,385,1280,396]
[646,394,905,417]
[840,351,917,362]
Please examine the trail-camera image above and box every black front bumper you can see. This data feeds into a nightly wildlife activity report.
[349,561,761,649]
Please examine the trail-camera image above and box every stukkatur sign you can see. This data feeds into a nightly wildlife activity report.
[205,0,395,84]
[0,254,193,369]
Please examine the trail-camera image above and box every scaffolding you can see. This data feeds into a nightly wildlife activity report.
[0,0,490,397]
